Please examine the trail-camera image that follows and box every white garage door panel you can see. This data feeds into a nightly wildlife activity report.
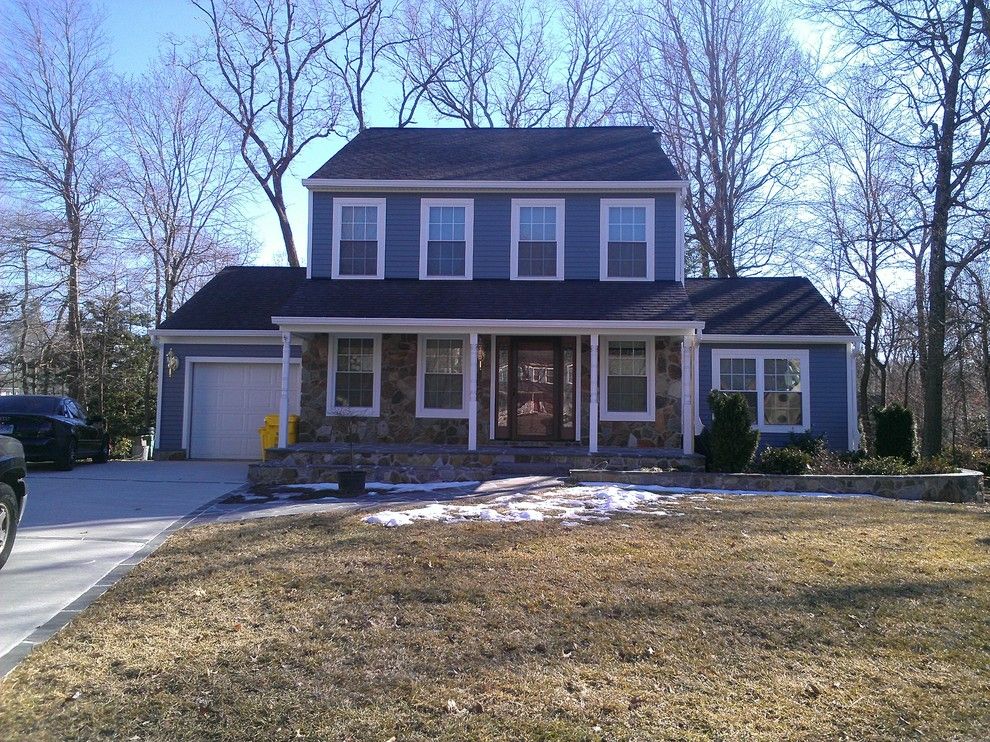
[189,362,301,460]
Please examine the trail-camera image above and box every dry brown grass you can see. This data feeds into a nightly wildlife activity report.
[1,496,988,741]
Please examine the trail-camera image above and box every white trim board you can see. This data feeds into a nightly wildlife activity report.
[326,333,383,417]
[599,198,656,282]
[415,334,470,419]
[710,348,811,434]
[180,356,302,452]
[331,196,386,280]
[509,198,565,281]
[701,334,858,346]
[274,317,705,334]
[419,198,474,280]
[303,178,688,193]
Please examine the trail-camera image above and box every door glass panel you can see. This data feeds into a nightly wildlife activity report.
[496,343,510,438]
[561,343,575,438]
[515,343,556,439]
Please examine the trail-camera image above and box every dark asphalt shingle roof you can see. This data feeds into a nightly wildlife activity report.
[685,278,855,336]
[277,279,696,322]
[308,127,681,182]
[159,269,855,338]
[158,266,307,331]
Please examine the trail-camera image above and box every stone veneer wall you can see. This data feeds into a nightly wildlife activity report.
[580,336,683,449]
[299,333,492,445]
[298,332,681,448]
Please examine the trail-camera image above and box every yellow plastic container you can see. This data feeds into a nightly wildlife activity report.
[259,414,299,460]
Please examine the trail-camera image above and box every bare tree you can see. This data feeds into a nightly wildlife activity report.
[821,0,990,455]
[114,54,257,327]
[808,72,910,438]
[184,0,370,266]
[495,0,556,127]
[633,0,817,277]
[559,0,627,127]
[0,0,111,402]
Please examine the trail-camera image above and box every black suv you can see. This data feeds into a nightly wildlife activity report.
[0,435,27,571]
[0,395,110,470]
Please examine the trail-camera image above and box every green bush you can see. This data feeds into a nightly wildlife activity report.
[871,404,917,462]
[787,431,827,456]
[909,457,958,475]
[708,391,760,472]
[854,456,909,476]
[758,446,813,475]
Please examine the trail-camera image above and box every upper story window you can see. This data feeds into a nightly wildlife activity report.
[600,198,655,281]
[510,198,565,280]
[331,198,386,279]
[712,349,810,432]
[420,198,474,280]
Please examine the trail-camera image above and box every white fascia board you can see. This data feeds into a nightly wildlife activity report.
[701,334,859,345]
[302,178,689,193]
[274,316,705,334]
[151,329,303,346]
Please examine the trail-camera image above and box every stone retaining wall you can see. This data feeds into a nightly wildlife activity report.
[568,468,985,504]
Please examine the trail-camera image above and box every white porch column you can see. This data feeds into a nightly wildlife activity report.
[589,333,599,454]
[575,334,582,442]
[681,333,695,455]
[468,332,479,451]
[277,331,291,448]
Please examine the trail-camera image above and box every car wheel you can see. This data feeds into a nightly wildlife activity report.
[57,438,77,471]
[93,436,110,464]
[0,484,18,571]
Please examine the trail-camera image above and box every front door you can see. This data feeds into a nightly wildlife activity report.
[513,338,559,440]
[494,337,577,441]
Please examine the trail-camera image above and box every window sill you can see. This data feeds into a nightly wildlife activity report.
[600,409,655,422]
[327,407,380,418]
[415,408,469,420]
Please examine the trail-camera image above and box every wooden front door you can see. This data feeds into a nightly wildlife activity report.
[494,337,577,441]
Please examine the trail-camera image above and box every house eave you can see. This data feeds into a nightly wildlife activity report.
[701,333,859,346]
[273,316,705,335]
[301,178,689,193]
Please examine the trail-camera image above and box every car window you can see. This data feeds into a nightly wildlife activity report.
[71,400,88,420]
[63,400,81,419]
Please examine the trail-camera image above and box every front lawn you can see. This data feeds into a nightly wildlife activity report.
[1,496,988,740]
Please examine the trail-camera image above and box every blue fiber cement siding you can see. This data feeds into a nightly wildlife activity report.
[157,343,301,453]
[308,192,678,281]
[698,343,850,450]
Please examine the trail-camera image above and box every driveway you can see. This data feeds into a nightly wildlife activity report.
[0,460,246,674]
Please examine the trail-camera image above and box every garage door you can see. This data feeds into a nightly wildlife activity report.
[189,361,301,460]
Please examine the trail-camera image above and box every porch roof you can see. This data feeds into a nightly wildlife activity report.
[275,279,697,325]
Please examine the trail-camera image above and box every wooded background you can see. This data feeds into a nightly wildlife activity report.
[0,0,987,455]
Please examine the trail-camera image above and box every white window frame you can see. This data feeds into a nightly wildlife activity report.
[327,333,382,416]
[331,197,386,280]
[710,348,811,433]
[419,198,474,280]
[599,198,655,282]
[510,198,565,280]
[415,334,469,418]
[599,335,656,422]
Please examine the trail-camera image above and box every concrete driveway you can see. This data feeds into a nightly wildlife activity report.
[0,460,246,675]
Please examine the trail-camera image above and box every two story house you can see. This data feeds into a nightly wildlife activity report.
[152,127,859,481]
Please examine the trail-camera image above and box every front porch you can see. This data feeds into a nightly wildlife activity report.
[262,320,704,485]
[248,441,705,486]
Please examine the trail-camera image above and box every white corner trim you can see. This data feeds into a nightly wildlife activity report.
[509,198,565,281]
[415,334,470,419]
[599,335,657,422]
[846,342,860,451]
[599,198,656,282]
[710,348,811,434]
[306,188,314,279]
[330,197,386,280]
[419,198,474,280]
[179,355,302,451]
[303,178,689,193]
[326,333,382,417]
[675,189,685,284]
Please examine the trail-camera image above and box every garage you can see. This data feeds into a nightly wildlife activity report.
[187,360,301,460]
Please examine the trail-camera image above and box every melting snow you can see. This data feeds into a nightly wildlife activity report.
[361,481,871,528]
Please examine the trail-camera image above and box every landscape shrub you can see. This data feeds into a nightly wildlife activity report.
[758,446,813,475]
[854,456,910,476]
[787,431,827,456]
[708,391,760,472]
[948,447,990,476]
[695,426,713,471]
[909,457,959,475]
[871,404,917,462]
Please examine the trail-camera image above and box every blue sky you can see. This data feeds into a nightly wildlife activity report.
[102,0,361,266]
